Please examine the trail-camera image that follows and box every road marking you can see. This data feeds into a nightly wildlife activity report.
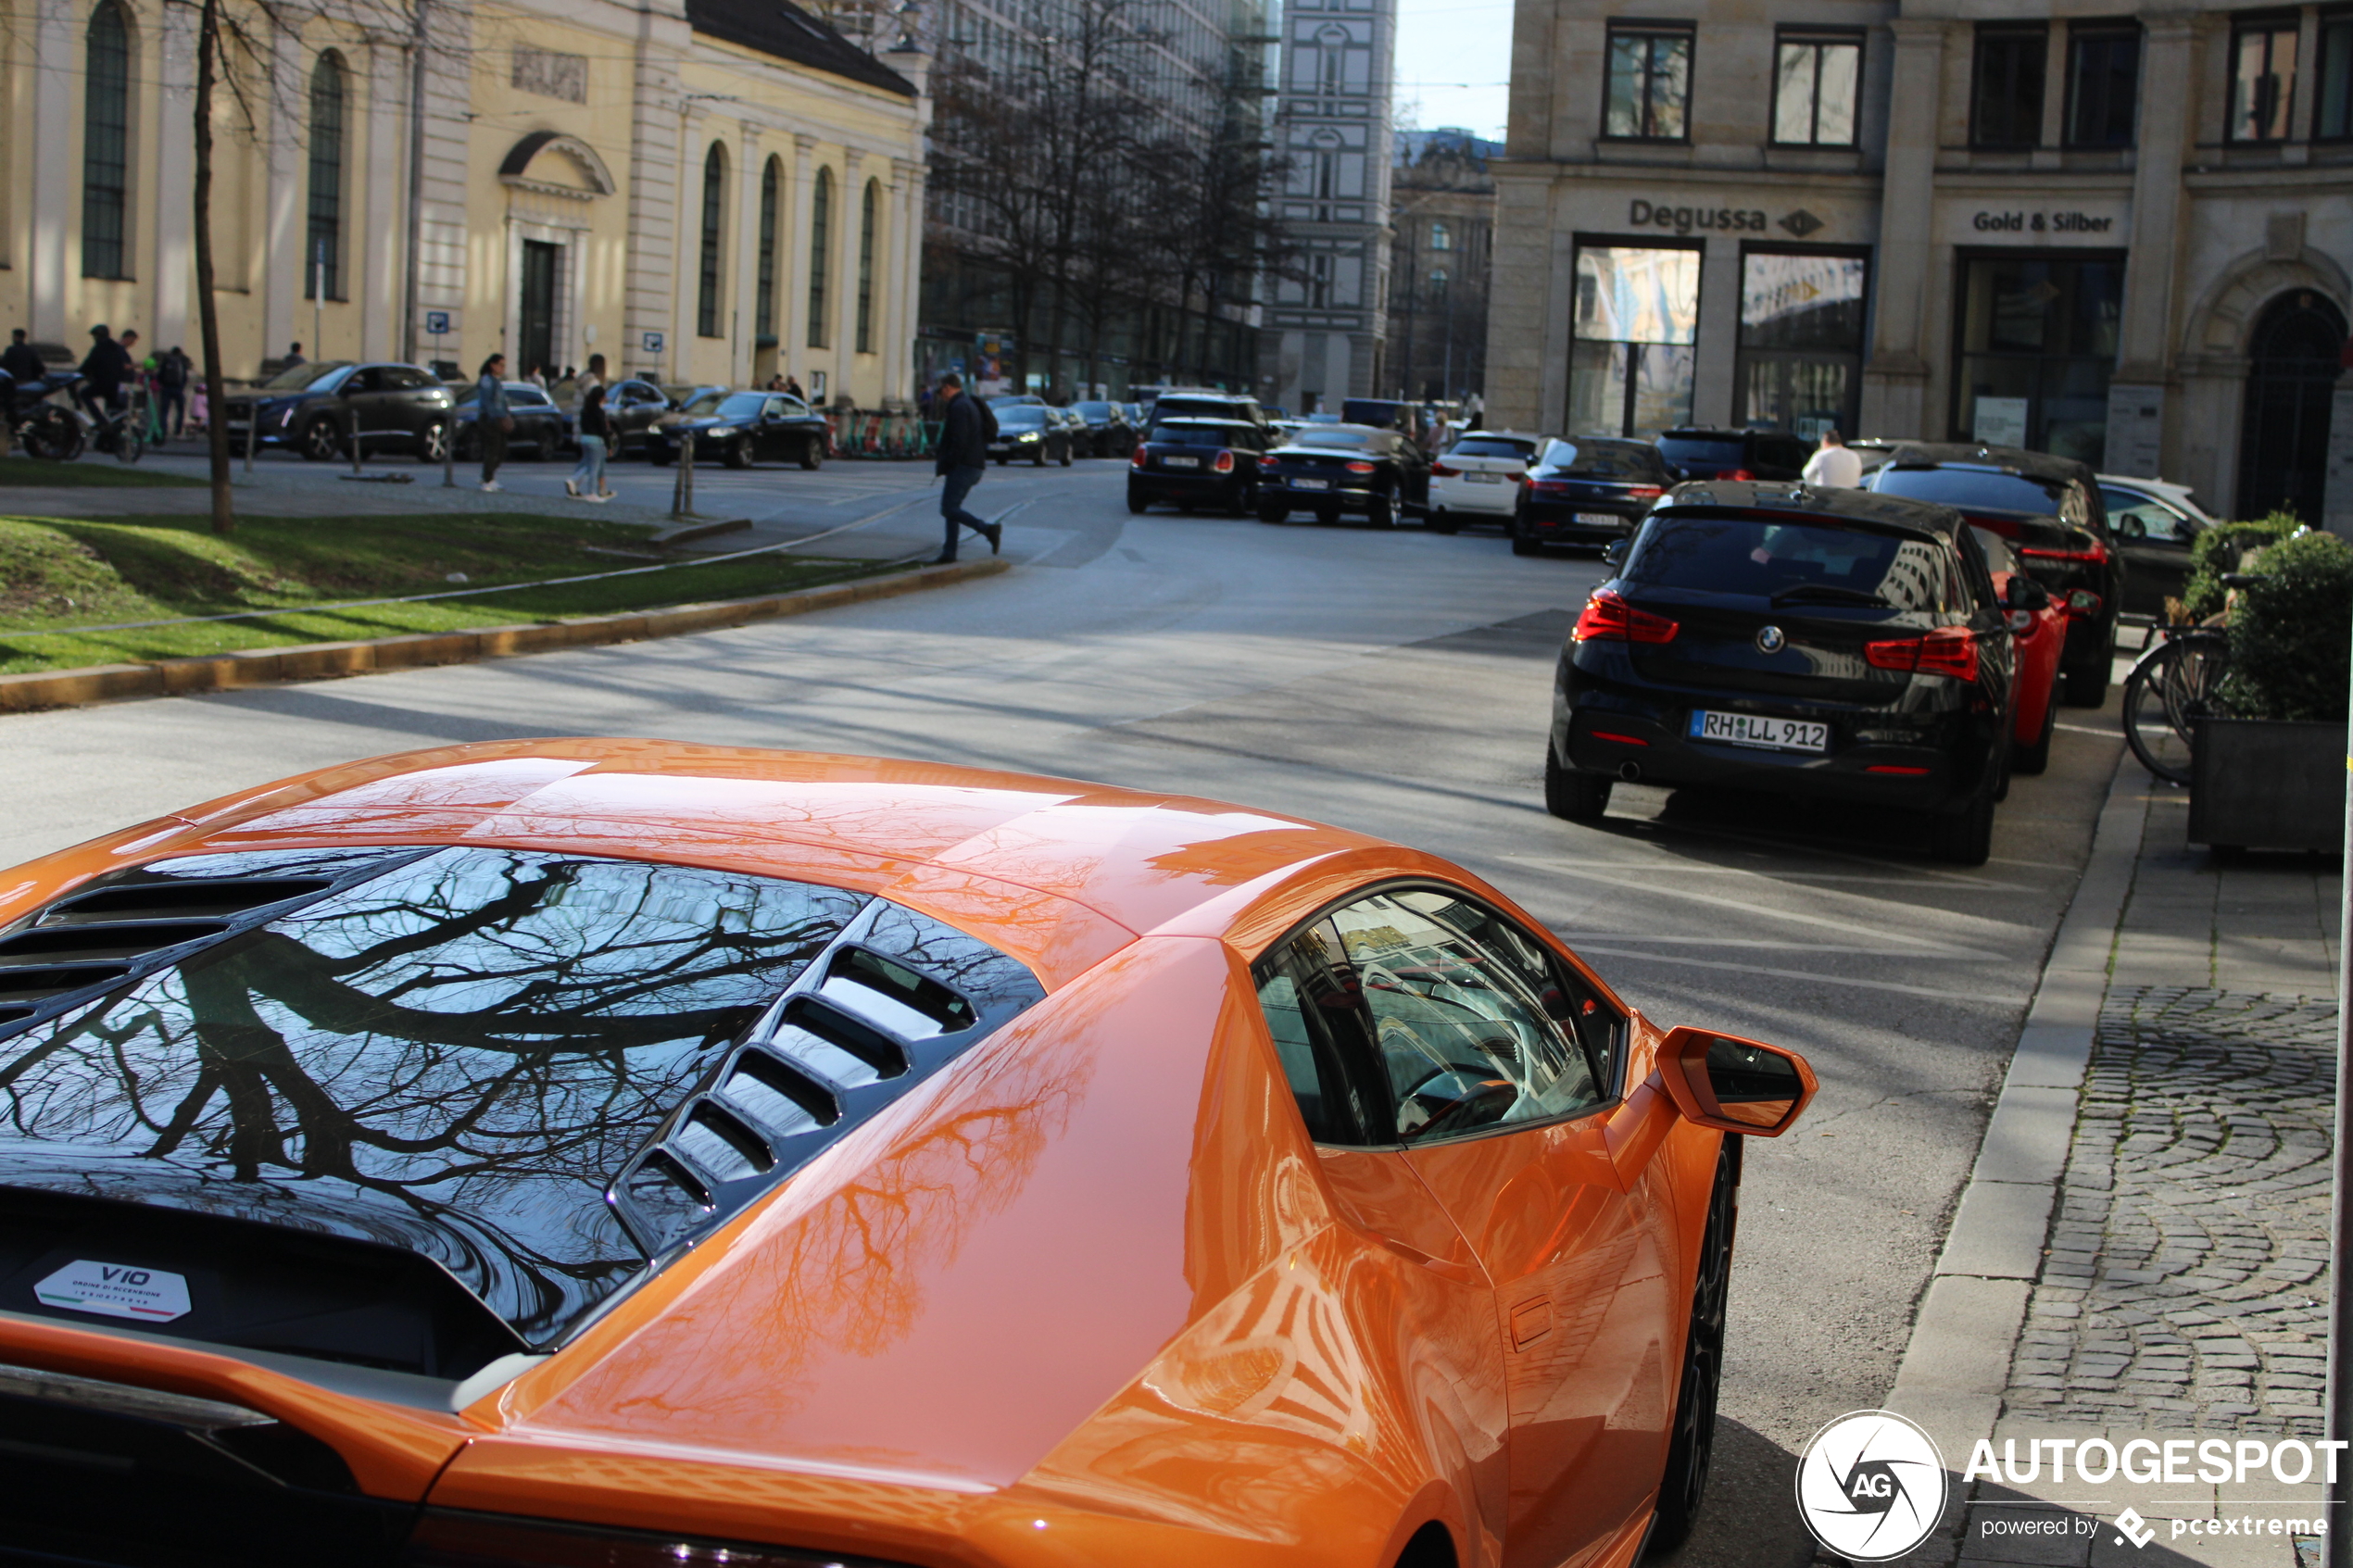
[1568,946,2017,1003]
[1508,859,2023,955]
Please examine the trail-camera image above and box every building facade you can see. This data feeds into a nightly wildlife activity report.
[1491,0,2351,522]
[1387,128,1498,402]
[1260,0,1397,413]
[6,0,927,406]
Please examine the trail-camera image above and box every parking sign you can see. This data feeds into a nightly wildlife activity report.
[423,310,450,336]
[642,332,665,354]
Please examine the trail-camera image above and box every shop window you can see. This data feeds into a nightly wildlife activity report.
[1568,243,1698,437]
[2230,17,2299,142]
[1773,30,1862,147]
[1735,250,1869,439]
[2064,23,2140,147]
[1971,24,2048,148]
[1604,23,1692,142]
[1952,255,2124,466]
[2314,12,2352,141]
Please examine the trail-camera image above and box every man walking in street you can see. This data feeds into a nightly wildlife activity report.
[475,353,511,493]
[931,372,1000,563]
[1802,428,1863,488]
[76,324,132,422]
[156,346,191,437]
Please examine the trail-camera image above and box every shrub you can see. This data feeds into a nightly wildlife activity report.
[2180,511,2300,621]
[2221,529,2353,722]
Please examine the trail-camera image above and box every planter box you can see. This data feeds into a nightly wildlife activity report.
[2188,717,2347,853]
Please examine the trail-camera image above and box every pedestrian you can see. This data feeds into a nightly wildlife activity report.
[1,329,44,387]
[582,354,606,395]
[77,324,132,421]
[1802,427,1863,488]
[784,375,804,401]
[568,383,612,502]
[475,352,511,492]
[156,346,189,437]
[930,371,1001,564]
[284,341,305,366]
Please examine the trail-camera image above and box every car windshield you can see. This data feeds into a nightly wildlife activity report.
[678,391,726,417]
[1869,465,2068,516]
[1539,439,1665,480]
[258,360,355,392]
[1624,515,1953,611]
[1448,436,1536,459]
[714,393,766,420]
[1073,402,1115,418]
[998,407,1049,427]
[1151,422,1243,446]
[1156,397,1249,420]
[1290,429,1380,450]
[1656,434,1747,465]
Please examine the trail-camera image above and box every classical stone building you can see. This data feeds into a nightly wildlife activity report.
[1261,0,1397,413]
[5,0,928,405]
[1387,128,1497,402]
[1491,0,2350,521]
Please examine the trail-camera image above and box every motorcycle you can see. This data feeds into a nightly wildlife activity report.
[0,369,89,462]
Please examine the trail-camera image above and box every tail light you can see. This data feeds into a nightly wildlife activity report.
[1130,444,1147,468]
[1626,485,1666,499]
[1258,454,1280,472]
[2020,539,2110,564]
[1725,469,1755,481]
[1964,514,2022,538]
[1572,587,1680,645]
[1214,450,1235,473]
[1865,626,1980,682]
[1344,460,1377,474]
[1529,480,1573,495]
[1431,461,1459,477]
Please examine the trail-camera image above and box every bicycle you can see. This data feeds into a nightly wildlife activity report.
[89,387,146,463]
[2117,571,2265,784]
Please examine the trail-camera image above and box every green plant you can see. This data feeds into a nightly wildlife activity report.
[2180,511,2300,621]
[2221,529,2353,722]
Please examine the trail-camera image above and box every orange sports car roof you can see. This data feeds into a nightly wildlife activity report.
[92,739,1393,987]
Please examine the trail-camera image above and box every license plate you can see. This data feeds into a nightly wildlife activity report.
[1689,710,1829,753]
[1464,471,1503,484]
[1162,456,1200,469]
[1290,477,1330,490]
[1576,511,1621,526]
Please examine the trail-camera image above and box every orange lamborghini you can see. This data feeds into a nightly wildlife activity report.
[0,741,1815,1568]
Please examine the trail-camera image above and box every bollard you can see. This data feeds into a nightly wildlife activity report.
[351,409,363,478]
[244,399,257,475]
[671,431,696,519]
[443,418,456,487]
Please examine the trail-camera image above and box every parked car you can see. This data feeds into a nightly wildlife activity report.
[1254,423,1430,528]
[0,737,1815,1567]
[1127,417,1266,514]
[1047,406,1093,455]
[222,360,454,462]
[646,390,827,469]
[1340,397,1412,431]
[1428,430,1545,533]
[1547,483,2018,865]
[1973,524,2065,774]
[1069,400,1134,457]
[1856,442,2122,707]
[2096,473,2216,617]
[989,403,1074,466]
[1655,428,1811,482]
[1151,391,1271,430]
[451,381,570,461]
[602,378,680,458]
[1513,438,1674,554]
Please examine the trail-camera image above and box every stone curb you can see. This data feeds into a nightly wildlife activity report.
[0,558,1009,715]
[1885,745,2150,1514]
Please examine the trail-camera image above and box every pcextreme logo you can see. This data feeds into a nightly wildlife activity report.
[1795,1410,1950,1561]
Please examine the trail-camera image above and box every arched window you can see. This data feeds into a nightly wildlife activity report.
[1428,221,1452,252]
[806,167,832,350]
[855,179,878,354]
[306,54,346,301]
[82,1,132,280]
[697,143,726,338]
[756,157,782,343]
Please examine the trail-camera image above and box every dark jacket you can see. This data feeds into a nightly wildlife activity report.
[577,393,609,442]
[80,337,132,395]
[1,343,45,385]
[934,392,995,473]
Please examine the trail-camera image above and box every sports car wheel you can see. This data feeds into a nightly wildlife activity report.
[299,416,343,462]
[1033,445,1049,467]
[799,437,823,470]
[724,438,751,470]
[416,421,450,463]
[1543,742,1611,823]
[1510,518,1541,557]
[2013,698,2056,775]
[1928,770,1996,866]
[1649,1139,1739,1553]
[650,446,673,466]
[1126,488,1150,515]
[1428,508,1459,534]
[1367,489,1396,529]
[1059,445,1073,468]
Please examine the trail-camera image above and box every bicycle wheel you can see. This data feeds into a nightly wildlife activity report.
[2121,632,2230,785]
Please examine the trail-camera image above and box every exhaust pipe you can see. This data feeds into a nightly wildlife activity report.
[1617,760,1642,782]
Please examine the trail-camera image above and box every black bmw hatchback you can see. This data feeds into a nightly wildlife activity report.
[1513,437,1673,554]
[1546,483,2018,865]
[1254,424,1430,528]
[1127,418,1265,513]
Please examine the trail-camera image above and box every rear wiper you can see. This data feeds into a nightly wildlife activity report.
[1769,583,1893,608]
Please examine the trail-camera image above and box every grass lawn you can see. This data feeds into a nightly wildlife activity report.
[0,511,900,675]
[0,456,207,488]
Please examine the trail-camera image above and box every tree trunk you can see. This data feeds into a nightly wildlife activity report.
[193,0,233,535]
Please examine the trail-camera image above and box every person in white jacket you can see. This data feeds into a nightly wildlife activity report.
[1802,428,1864,488]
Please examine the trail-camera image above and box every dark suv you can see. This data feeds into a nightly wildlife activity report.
[1856,443,2122,707]
[1655,428,1812,481]
[1546,483,2019,865]
[222,361,454,461]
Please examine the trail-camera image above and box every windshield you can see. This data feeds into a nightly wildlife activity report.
[1073,402,1115,418]
[1290,429,1380,450]
[1448,436,1536,459]
[1656,435,1747,465]
[1869,466,2067,516]
[1151,422,1245,446]
[1539,439,1667,480]
[1624,515,1955,611]
[998,407,1048,427]
[258,360,354,392]
[714,393,767,420]
[678,391,726,417]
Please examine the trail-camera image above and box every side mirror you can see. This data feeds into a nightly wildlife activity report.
[2005,576,2051,611]
[1654,1025,1817,1136]
[1602,539,1629,569]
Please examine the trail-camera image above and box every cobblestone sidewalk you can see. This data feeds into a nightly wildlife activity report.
[2007,986,2335,1433]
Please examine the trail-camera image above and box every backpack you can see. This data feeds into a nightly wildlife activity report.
[976,397,998,442]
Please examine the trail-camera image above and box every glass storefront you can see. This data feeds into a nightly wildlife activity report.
[1951,253,2124,466]
[1569,243,1700,436]
[1735,248,1869,438]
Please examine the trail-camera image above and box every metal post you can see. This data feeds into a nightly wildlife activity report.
[244,392,256,475]
[672,431,695,519]
[442,418,455,486]
[2329,600,2353,1568]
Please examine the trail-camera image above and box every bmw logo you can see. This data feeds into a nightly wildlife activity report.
[1756,625,1786,654]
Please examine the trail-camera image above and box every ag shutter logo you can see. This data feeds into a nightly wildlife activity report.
[1796,1410,1949,1561]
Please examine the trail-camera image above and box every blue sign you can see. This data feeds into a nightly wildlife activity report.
[424,310,450,336]
[642,332,665,354]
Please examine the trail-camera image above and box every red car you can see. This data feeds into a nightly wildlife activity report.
[1974,524,2064,774]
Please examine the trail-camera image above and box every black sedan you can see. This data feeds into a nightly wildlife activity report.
[1253,424,1429,528]
[222,361,454,461]
[1127,418,1265,514]
[1070,400,1135,457]
[989,404,1075,466]
[602,379,679,458]
[1513,437,1673,554]
[1546,483,2018,866]
[646,391,827,469]
[1857,442,2122,707]
[451,382,571,461]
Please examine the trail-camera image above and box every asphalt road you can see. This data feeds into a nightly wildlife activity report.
[0,454,2128,1566]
